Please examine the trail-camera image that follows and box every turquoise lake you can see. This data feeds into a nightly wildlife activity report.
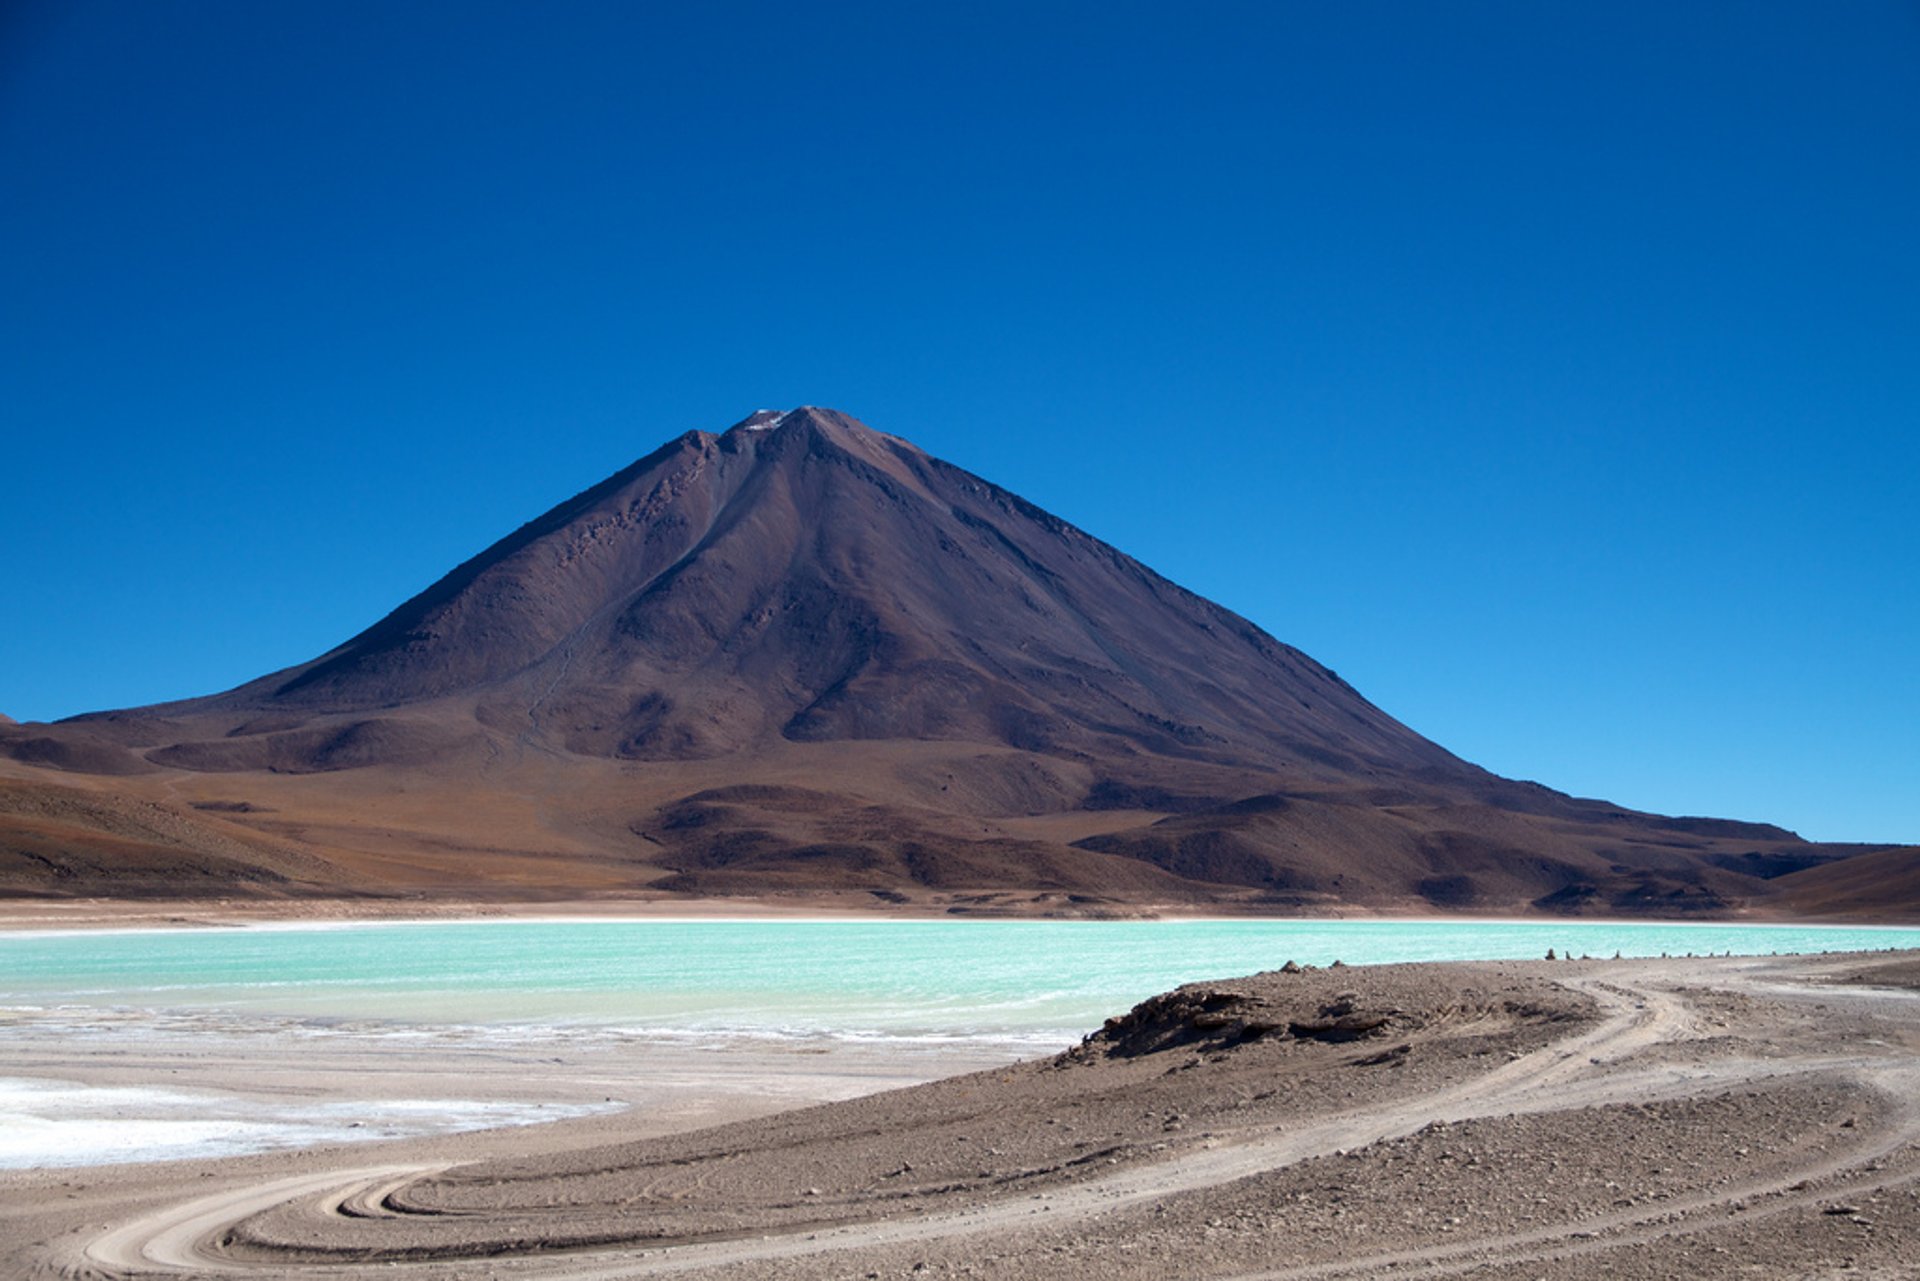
[6,917,1919,1047]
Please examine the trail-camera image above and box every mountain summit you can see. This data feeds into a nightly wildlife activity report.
[0,409,1901,915]
[200,405,1458,777]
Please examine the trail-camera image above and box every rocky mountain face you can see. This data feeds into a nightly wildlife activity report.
[2,408,1906,916]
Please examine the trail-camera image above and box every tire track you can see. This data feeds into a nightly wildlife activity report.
[67,966,1912,1281]
[1225,1065,1920,1279]
[70,977,1671,1277]
[82,1165,443,1276]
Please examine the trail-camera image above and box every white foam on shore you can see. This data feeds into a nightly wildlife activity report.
[0,1076,614,1170]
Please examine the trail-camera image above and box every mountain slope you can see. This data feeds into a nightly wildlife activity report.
[2,408,1907,918]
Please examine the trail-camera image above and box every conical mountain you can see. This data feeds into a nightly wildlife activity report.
[159,407,1468,778]
[2,408,1901,916]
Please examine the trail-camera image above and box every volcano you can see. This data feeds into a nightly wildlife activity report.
[1,408,1906,916]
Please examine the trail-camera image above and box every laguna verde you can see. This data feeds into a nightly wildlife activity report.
[8,916,1920,1046]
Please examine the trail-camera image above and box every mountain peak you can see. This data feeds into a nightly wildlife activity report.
[727,408,791,433]
[724,405,854,434]
[716,407,924,482]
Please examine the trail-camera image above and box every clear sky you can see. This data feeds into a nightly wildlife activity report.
[3,2,1915,843]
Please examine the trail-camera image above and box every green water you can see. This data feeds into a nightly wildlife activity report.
[5,917,1917,1045]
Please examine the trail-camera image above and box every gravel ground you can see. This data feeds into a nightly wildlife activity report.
[12,950,1920,1280]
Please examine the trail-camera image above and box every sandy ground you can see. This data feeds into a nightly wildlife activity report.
[5,950,1920,1279]
[0,897,925,931]
[4,895,1872,933]
[0,895,1255,933]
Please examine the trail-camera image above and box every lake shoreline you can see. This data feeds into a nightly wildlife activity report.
[7,950,1920,1279]
[6,892,1909,934]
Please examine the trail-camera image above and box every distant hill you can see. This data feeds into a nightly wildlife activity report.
[3,408,1910,918]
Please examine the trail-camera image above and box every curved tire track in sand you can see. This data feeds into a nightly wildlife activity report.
[73,973,1712,1279]
[66,964,1920,1280]
[81,1165,444,1276]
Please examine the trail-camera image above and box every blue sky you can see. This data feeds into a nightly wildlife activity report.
[3,1,1915,843]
